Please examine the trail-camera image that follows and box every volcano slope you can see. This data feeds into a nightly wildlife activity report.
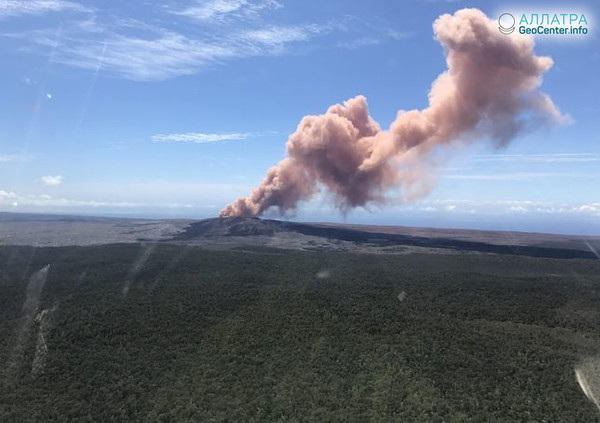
[1,214,600,421]
[1,213,599,259]
[172,216,599,259]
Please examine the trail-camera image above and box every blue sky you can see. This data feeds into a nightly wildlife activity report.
[0,0,599,235]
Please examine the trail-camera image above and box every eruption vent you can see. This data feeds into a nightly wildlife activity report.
[221,8,568,218]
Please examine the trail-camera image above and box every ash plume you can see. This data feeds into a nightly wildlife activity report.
[220,8,569,218]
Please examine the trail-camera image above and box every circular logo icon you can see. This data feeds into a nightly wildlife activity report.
[498,13,515,35]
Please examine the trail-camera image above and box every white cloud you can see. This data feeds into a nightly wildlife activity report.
[3,0,336,81]
[173,0,282,22]
[443,171,597,181]
[337,30,414,49]
[0,191,194,209]
[471,153,600,164]
[0,190,17,199]
[54,30,235,81]
[387,30,414,40]
[13,20,330,81]
[579,203,600,214]
[0,153,33,162]
[507,205,528,213]
[41,175,63,186]
[178,0,248,21]
[242,24,325,46]
[0,0,90,17]
[151,132,251,144]
[425,199,600,217]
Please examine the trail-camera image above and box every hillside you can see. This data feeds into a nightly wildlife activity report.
[1,213,599,260]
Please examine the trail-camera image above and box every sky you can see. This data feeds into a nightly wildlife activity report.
[0,0,599,235]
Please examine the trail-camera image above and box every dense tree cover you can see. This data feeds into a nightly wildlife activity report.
[1,244,600,422]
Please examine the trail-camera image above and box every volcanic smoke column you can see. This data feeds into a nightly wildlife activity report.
[220,8,569,218]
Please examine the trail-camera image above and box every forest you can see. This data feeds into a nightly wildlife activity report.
[1,243,600,422]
